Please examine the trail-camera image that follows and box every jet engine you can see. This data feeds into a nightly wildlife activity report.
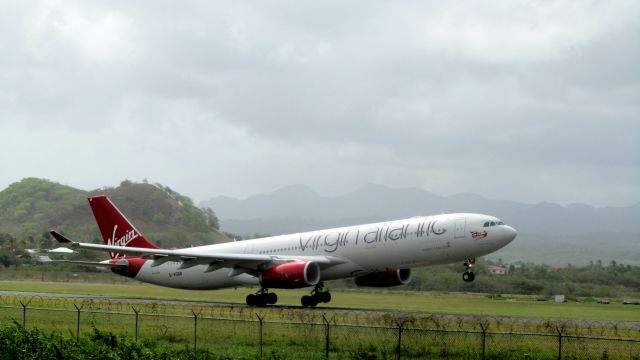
[354,268,412,287]
[260,261,321,289]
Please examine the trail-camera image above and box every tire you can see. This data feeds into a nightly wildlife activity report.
[246,294,256,306]
[462,272,475,282]
[267,292,278,305]
[320,292,331,303]
[254,294,267,307]
[301,295,316,307]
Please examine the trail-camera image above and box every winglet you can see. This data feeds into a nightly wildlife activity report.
[49,230,74,244]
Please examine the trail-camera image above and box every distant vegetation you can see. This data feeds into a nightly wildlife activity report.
[0,178,229,258]
[402,259,640,298]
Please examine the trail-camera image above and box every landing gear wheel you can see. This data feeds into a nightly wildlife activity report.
[246,294,257,306]
[301,295,317,307]
[257,294,269,307]
[319,291,331,303]
[462,258,476,282]
[247,289,277,306]
[302,282,331,307]
[267,292,278,305]
[462,271,475,282]
[311,291,331,303]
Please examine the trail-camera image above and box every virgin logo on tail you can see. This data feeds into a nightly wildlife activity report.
[108,225,139,247]
[108,225,139,258]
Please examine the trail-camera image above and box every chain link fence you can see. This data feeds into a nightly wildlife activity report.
[1,296,638,359]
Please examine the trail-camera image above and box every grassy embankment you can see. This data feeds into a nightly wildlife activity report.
[2,276,639,359]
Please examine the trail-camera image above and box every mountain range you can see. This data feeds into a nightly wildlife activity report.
[202,184,640,266]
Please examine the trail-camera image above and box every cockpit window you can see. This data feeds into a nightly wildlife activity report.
[484,220,505,227]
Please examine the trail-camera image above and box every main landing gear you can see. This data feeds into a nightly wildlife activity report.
[246,289,277,307]
[462,258,476,282]
[245,284,332,308]
[301,283,331,307]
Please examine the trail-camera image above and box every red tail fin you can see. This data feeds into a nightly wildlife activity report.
[88,195,158,258]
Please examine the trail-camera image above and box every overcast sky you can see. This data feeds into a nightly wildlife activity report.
[0,1,638,207]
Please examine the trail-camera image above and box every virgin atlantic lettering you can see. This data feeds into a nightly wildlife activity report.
[299,218,447,253]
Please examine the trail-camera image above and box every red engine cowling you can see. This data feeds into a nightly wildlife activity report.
[260,261,321,289]
[109,257,147,278]
[354,268,412,287]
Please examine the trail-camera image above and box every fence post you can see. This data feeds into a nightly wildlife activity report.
[479,322,488,360]
[132,306,139,341]
[396,320,405,360]
[192,310,200,353]
[256,313,264,360]
[19,299,32,328]
[556,327,563,360]
[322,314,330,359]
[73,304,83,342]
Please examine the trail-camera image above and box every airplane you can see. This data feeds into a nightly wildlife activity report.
[44,195,517,307]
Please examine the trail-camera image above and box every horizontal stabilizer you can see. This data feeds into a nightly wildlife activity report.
[49,230,74,244]
[49,247,75,254]
[38,257,126,268]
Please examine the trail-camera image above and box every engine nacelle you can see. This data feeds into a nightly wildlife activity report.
[109,257,147,278]
[260,261,321,289]
[354,268,412,287]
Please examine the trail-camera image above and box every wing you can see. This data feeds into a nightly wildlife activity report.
[49,230,347,273]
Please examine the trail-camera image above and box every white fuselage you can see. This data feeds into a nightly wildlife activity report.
[131,213,516,290]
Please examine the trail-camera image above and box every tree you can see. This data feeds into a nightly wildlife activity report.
[0,248,16,267]
[0,233,14,246]
[203,208,219,230]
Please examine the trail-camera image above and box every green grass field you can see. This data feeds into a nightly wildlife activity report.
[1,279,638,322]
[1,278,639,359]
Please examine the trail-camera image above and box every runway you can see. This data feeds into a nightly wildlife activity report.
[1,290,638,330]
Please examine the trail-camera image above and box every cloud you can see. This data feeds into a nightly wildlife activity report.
[0,1,638,207]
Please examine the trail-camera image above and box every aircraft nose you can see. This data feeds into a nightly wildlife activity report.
[504,226,517,243]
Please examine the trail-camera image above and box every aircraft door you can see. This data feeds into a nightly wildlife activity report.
[454,218,466,239]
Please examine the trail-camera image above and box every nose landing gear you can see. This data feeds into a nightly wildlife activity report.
[246,289,278,307]
[462,258,476,282]
[301,283,332,307]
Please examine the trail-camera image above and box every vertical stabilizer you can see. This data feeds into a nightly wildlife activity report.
[88,195,159,258]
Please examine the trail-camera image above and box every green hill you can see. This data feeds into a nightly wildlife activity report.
[0,178,230,250]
